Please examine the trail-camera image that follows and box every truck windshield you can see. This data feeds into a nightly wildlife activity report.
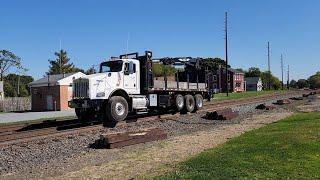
[100,60,123,73]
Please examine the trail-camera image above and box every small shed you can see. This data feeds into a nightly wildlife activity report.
[29,72,85,111]
[245,77,263,91]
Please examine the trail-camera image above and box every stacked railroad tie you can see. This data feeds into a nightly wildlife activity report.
[255,104,276,110]
[97,128,167,149]
[275,99,291,105]
[204,108,239,120]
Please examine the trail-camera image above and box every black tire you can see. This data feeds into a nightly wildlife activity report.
[184,94,195,112]
[194,94,204,112]
[106,96,128,122]
[175,94,184,111]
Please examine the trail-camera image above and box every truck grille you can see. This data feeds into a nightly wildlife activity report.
[73,78,89,99]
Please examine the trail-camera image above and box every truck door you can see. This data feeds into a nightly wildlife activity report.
[123,61,138,93]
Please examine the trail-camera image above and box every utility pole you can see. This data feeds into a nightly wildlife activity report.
[287,65,290,90]
[225,12,229,96]
[17,74,20,97]
[267,42,271,90]
[59,39,62,74]
[281,54,284,90]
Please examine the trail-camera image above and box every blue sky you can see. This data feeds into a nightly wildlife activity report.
[1,0,319,80]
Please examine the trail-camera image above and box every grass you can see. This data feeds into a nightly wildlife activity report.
[157,112,320,179]
[214,90,286,101]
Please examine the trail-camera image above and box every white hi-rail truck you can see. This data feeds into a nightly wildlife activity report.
[69,51,210,126]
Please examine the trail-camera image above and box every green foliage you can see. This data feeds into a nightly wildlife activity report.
[245,67,261,77]
[47,50,84,75]
[85,67,97,75]
[235,68,245,73]
[3,74,34,97]
[158,112,320,179]
[199,57,228,71]
[296,79,309,89]
[0,50,24,80]
[152,63,176,77]
[260,71,281,90]
[308,72,320,89]
[289,79,297,88]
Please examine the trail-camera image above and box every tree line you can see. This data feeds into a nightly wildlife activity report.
[289,72,320,89]
[1,49,95,97]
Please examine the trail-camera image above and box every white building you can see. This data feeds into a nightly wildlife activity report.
[245,77,263,91]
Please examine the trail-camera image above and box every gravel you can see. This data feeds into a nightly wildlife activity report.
[0,94,314,179]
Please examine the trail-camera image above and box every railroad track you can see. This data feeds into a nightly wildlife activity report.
[0,90,315,148]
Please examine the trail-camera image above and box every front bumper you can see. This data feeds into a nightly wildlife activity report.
[68,99,104,109]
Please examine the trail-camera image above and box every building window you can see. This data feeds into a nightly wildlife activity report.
[213,75,217,81]
[236,82,241,88]
[227,74,231,81]
[213,83,217,89]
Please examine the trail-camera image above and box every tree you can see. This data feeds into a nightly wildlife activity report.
[47,50,84,75]
[245,67,261,77]
[260,71,281,90]
[3,74,33,97]
[289,80,297,88]
[308,72,320,89]
[152,63,176,77]
[199,57,229,71]
[85,66,97,75]
[296,79,309,89]
[0,50,23,80]
[235,68,246,73]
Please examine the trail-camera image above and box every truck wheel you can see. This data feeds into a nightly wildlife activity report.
[106,96,128,122]
[184,94,195,112]
[175,94,184,111]
[194,94,204,112]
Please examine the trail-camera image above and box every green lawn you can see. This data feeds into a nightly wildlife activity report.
[214,90,286,101]
[157,112,320,179]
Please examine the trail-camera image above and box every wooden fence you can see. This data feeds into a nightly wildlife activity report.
[0,97,31,112]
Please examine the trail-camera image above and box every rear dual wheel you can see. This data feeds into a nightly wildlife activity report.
[194,94,204,111]
[184,95,195,112]
[176,94,203,113]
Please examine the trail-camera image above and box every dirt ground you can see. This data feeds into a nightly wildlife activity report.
[57,111,293,179]
[1,95,318,180]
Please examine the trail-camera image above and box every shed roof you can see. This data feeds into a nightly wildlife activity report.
[245,77,261,84]
[29,72,85,87]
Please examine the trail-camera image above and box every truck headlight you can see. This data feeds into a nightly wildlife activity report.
[96,92,105,97]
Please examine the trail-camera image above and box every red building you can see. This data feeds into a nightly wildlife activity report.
[209,68,245,93]
[231,69,245,92]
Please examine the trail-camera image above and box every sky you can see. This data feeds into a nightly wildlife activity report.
[1,0,319,80]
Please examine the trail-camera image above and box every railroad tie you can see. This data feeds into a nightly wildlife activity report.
[97,128,167,149]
